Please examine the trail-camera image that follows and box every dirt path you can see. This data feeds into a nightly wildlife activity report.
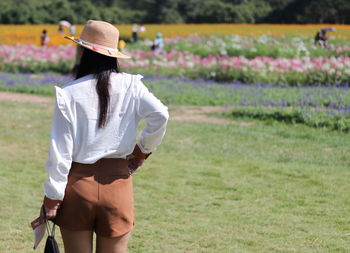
[0,92,251,125]
[0,92,52,103]
[169,105,253,126]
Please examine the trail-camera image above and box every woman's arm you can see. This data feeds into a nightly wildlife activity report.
[136,81,169,155]
[43,87,74,217]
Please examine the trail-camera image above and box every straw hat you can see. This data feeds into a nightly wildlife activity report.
[65,20,130,59]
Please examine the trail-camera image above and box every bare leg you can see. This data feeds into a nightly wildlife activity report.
[60,227,93,253]
[96,232,131,253]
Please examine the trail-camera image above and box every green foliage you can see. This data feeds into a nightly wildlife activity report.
[265,0,350,24]
[71,0,101,24]
[0,84,56,96]
[234,1,272,23]
[185,0,236,23]
[0,0,349,24]
[227,107,350,132]
[0,60,74,74]
[0,0,143,24]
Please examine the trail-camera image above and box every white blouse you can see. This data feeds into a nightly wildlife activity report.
[44,73,169,200]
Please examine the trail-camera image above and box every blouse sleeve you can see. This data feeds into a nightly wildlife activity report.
[43,87,74,201]
[135,77,169,154]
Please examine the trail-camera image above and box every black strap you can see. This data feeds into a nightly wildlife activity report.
[42,205,56,237]
[46,220,56,237]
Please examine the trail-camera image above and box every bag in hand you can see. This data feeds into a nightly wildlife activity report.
[42,206,60,253]
[44,232,60,253]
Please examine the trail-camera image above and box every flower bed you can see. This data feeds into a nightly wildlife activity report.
[0,44,75,73]
[129,35,350,58]
[1,44,350,86]
[124,49,350,85]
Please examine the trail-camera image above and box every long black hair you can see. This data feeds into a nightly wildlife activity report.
[75,47,120,128]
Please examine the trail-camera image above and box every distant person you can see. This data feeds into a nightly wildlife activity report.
[131,24,138,42]
[118,37,126,52]
[58,24,64,34]
[40,29,49,46]
[151,32,164,53]
[314,30,329,48]
[69,25,76,35]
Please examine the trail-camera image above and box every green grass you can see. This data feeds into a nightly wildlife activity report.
[0,98,350,252]
[0,84,56,96]
[221,107,350,132]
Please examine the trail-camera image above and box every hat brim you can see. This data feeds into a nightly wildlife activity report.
[64,36,131,59]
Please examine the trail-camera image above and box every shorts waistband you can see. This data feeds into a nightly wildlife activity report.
[71,158,129,177]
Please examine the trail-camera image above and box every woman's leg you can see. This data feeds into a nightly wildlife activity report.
[96,232,131,253]
[60,227,93,253]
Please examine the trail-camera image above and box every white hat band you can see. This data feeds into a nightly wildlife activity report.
[76,38,119,52]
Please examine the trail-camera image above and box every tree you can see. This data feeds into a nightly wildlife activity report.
[71,0,101,24]
[42,0,76,24]
[2,4,33,24]
[267,0,350,24]
[184,0,236,23]
[234,1,272,23]
[301,0,350,24]
[0,0,349,24]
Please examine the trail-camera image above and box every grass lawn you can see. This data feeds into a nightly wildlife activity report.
[0,96,349,252]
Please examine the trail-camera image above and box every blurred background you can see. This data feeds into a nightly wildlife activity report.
[1,0,350,25]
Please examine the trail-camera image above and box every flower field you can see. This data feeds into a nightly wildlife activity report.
[1,24,350,86]
[1,41,350,86]
[134,34,350,58]
[0,24,349,131]
[1,24,350,45]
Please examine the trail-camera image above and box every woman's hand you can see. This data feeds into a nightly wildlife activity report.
[127,155,144,174]
[127,145,151,174]
[44,206,57,220]
[42,196,62,220]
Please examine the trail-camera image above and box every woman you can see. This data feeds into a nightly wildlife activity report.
[41,20,169,253]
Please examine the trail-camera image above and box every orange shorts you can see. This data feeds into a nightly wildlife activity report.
[54,158,134,238]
